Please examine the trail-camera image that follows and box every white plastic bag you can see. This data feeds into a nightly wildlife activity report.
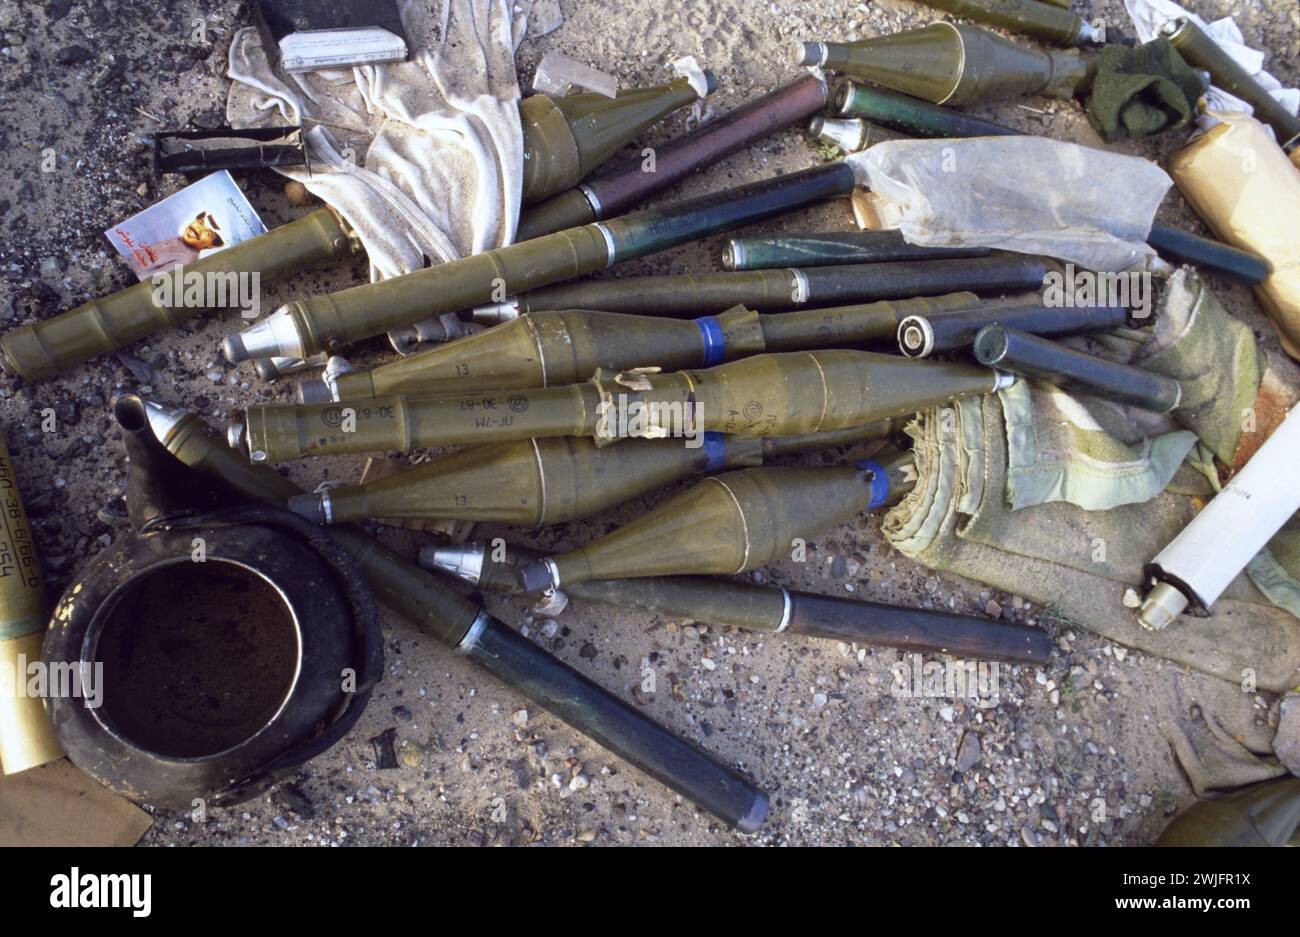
[848,137,1173,272]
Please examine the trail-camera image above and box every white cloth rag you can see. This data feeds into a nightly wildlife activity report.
[226,0,541,282]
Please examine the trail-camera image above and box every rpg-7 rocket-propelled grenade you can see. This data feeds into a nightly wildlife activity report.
[285,424,896,528]
[302,293,981,402]
[518,74,829,240]
[232,350,1014,462]
[423,541,1053,664]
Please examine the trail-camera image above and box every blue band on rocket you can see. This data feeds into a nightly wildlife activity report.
[703,432,727,472]
[695,316,726,367]
[858,459,891,509]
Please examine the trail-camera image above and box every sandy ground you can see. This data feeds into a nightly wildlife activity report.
[0,0,1297,846]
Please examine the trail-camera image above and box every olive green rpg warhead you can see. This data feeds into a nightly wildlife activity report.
[305,293,979,401]
[0,208,357,384]
[916,0,1103,46]
[520,75,712,205]
[221,162,857,363]
[285,423,895,527]
[519,74,830,240]
[1156,777,1300,847]
[470,255,1047,321]
[128,396,770,831]
[798,22,1091,106]
[515,464,898,593]
[1162,17,1300,151]
[235,350,1012,461]
[424,538,1052,664]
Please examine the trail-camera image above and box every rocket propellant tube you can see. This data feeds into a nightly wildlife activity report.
[722,230,991,270]
[897,301,1129,357]
[470,254,1046,322]
[973,325,1181,412]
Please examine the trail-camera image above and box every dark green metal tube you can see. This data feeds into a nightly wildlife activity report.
[1163,18,1300,151]
[914,0,1101,46]
[222,163,857,362]
[459,612,768,831]
[472,255,1046,321]
[598,162,857,259]
[973,324,1181,412]
[422,541,1052,664]
[1144,223,1271,286]
[833,78,1023,138]
[898,302,1128,357]
[782,590,1049,662]
[132,396,769,831]
[722,231,991,270]
[798,22,1092,106]
[518,74,830,240]
[0,208,357,384]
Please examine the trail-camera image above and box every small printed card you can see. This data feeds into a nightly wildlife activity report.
[105,171,267,281]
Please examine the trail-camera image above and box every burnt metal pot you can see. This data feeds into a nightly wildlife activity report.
[42,398,381,809]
